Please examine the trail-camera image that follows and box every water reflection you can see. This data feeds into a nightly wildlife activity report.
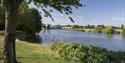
[40,29,56,43]
[122,35,125,41]
[103,34,113,41]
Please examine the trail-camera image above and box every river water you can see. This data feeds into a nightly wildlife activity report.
[39,29,125,51]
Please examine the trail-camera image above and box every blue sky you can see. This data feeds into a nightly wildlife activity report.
[29,0,125,26]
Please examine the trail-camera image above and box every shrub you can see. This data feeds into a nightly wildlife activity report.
[51,42,125,63]
[85,46,109,63]
[102,26,114,34]
[93,27,104,33]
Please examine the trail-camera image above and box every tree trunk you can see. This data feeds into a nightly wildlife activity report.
[3,0,22,63]
[4,3,17,63]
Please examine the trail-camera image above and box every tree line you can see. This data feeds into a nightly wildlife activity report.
[55,24,125,34]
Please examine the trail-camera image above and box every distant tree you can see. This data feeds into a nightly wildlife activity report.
[91,25,95,29]
[42,24,46,29]
[67,25,71,27]
[102,26,114,34]
[72,25,80,29]
[55,25,62,29]
[121,24,124,29]
[93,26,105,33]
[79,25,84,29]
[46,24,51,29]
[87,25,91,29]
[97,25,105,28]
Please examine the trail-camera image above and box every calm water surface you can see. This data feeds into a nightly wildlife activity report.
[39,29,125,51]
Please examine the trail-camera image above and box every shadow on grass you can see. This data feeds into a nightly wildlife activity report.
[16,31,42,44]
[0,51,3,63]
[0,31,42,44]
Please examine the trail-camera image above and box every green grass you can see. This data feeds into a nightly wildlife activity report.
[0,35,73,63]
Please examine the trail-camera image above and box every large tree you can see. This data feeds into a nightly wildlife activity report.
[0,3,42,33]
[0,0,82,63]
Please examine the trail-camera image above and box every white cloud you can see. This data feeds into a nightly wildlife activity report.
[110,17,125,21]
[77,16,84,19]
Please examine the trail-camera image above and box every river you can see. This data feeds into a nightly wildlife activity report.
[39,29,125,51]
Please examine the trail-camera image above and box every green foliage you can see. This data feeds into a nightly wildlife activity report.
[93,26,114,34]
[0,3,42,33]
[102,26,114,34]
[121,28,125,35]
[0,3,42,42]
[27,0,82,22]
[51,41,125,63]
[51,42,85,61]
[93,26,104,33]
[72,25,81,29]
[16,8,42,33]
[107,51,125,63]
[86,46,109,63]
[28,0,82,13]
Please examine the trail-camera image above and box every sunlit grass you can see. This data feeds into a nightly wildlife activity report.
[0,35,71,63]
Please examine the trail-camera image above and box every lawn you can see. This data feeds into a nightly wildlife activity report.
[0,35,72,63]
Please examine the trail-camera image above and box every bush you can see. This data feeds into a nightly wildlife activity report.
[51,42,87,61]
[51,41,125,63]
[85,46,109,63]
[93,27,104,33]
[102,26,114,34]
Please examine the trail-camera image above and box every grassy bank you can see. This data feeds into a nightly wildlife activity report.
[70,28,122,34]
[0,36,71,63]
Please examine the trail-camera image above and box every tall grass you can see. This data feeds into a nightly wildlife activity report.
[0,36,71,63]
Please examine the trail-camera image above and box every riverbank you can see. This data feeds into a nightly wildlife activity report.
[69,28,122,34]
[0,36,72,63]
